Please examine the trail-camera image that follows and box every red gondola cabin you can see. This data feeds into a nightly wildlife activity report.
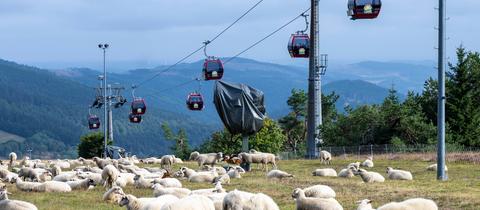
[131,98,146,115]
[288,34,310,58]
[88,115,100,130]
[186,93,204,111]
[203,58,224,80]
[348,0,382,20]
[129,113,142,123]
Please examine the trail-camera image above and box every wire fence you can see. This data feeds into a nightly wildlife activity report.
[278,144,480,163]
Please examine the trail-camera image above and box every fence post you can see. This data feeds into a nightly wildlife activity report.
[357,146,361,159]
[385,144,388,155]
[370,144,373,157]
[343,146,346,159]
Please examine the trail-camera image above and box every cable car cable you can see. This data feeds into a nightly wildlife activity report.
[224,7,311,64]
[133,0,264,89]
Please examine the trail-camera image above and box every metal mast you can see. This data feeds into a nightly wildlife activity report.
[437,0,447,181]
[98,44,109,158]
[306,0,320,158]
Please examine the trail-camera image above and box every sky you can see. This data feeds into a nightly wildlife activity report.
[0,0,478,71]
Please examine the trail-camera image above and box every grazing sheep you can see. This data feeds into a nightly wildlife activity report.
[303,185,336,199]
[9,152,17,168]
[189,151,201,161]
[160,155,175,169]
[152,178,182,188]
[266,170,294,179]
[386,167,413,180]
[196,153,223,167]
[354,169,385,183]
[18,168,41,182]
[238,152,277,171]
[222,190,280,210]
[358,198,438,210]
[102,164,120,188]
[67,178,96,190]
[338,167,355,178]
[119,194,178,210]
[312,168,338,177]
[292,188,343,210]
[361,157,374,168]
[427,164,448,172]
[161,195,215,210]
[319,150,332,165]
[152,183,191,198]
[103,186,125,203]
[0,186,38,210]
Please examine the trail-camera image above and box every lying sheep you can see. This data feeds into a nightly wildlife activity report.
[13,177,42,192]
[319,150,332,165]
[427,164,448,172]
[152,178,182,188]
[223,190,280,210]
[200,165,227,176]
[190,182,225,196]
[207,193,227,210]
[102,164,120,188]
[53,172,79,182]
[161,195,215,210]
[348,162,361,171]
[292,188,343,210]
[338,167,355,178]
[386,167,413,180]
[213,174,230,185]
[34,181,72,192]
[93,157,118,169]
[67,178,96,190]
[78,172,103,185]
[361,157,374,168]
[303,185,336,199]
[152,183,191,198]
[312,168,337,177]
[266,170,294,180]
[119,194,178,210]
[180,167,218,183]
[9,152,17,168]
[134,175,155,189]
[0,186,38,210]
[227,167,244,179]
[357,198,438,210]
[0,169,18,183]
[116,173,136,187]
[354,169,385,183]
[103,186,125,203]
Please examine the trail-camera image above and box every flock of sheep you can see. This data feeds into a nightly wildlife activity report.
[0,150,443,210]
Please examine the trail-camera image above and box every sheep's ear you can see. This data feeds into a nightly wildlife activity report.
[368,200,372,204]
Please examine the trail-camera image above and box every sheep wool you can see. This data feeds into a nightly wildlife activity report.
[377,198,438,210]
[386,167,413,181]
[312,168,338,177]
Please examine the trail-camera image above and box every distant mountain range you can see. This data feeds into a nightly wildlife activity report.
[0,57,434,157]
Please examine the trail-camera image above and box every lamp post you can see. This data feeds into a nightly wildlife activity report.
[98,43,109,158]
[437,0,447,181]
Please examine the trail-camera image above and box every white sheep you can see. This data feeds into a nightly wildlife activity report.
[213,174,230,185]
[152,184,191,198]
[189,151,201,161]
[200,165,227,176]
[9,152,17,168]
[361,157,374,168]
[0,186,38,210]
[190,182,226,196]
[103,186,125,203]
[427,164,448,172]
[14,178,42,192]
[196,153,223,167]
[338,167,355,178]
[238,152,277,171]
[173,158,183,164]
[312,168,338,177]
[266,170,294,179]
[0,169,18,183]
[34,181,72,192]
[227,167,242,179]
[354,169,385,183]
[357,198,438,210]
[303,185,336,199]
[160,155,175,169]
[160,195,215,210]
[319,150,332,165]
[348,162,361,171]
[152,178,182,188]
[182,168,217,183]
[134,174,155,188]
[386,167,413,180]
[18,168,41,182]
[66,178,96,190]
[291,188,343,210]
[119,194,179,210]
[102,164,120,188]
[207,193,227,210]
[116,173,136,187]
[77,172,103,185]
[222,190,280,210]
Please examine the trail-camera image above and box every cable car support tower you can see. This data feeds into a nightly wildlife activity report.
[307,0,328,158]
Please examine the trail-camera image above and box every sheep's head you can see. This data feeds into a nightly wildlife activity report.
[0,187,8,200]
[118,195,131,206]
[354,168,367,175]
[386,167,393,174]
[216,152,223,159]
[133,174,141,181]
[291,188,303,199]
[356,199,373,210]
[88,179,96,187]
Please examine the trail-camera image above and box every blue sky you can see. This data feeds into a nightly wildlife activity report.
[0,0,478,71]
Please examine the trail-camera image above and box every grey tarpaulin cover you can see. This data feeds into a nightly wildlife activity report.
[213,80,266,135]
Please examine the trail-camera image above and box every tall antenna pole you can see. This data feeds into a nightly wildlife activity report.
[306,0,319,158]
[99,43,109,158]
[437,0,447,181]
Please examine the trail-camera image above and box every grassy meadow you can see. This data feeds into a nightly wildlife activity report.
[3,155,480,210]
